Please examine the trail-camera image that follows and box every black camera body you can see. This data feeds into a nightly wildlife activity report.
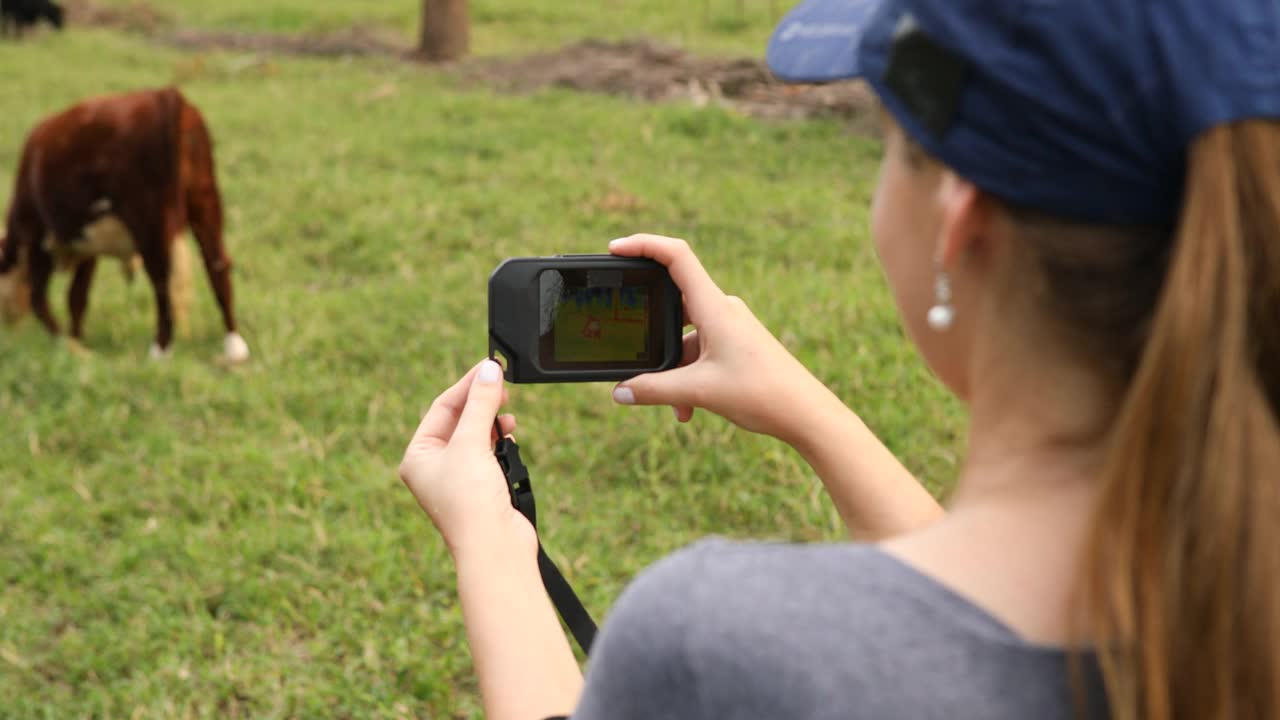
[488,255,683,383]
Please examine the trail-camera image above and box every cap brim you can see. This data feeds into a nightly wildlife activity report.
[766,0,882,83]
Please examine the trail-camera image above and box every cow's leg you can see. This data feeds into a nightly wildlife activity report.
[192,222,235,333]
[28,246,59,336]
[182,102,248,364]
[139,245,174,358]
[189,192,248,363]
[68,257,98,340]
[117,199,179,359]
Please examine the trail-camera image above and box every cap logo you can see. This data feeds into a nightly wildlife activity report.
[779,21,860,43]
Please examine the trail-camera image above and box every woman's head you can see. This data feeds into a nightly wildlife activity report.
[867,116,1018,405]
[868,116,1173,421]
[770,0,1280,716]
[768,0,1278,396]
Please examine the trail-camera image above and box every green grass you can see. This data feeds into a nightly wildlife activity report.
[0,12,963,720]
[103,0,788,55]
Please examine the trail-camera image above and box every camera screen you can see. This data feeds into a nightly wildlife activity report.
[552,286,651,362]
[538,269,655,366]
[492,257,679,381]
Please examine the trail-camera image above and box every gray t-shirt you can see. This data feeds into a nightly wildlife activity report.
[570,539,1109,719]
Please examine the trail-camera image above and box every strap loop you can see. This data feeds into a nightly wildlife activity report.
[495,419,598,655]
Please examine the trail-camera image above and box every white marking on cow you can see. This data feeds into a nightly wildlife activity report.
[224,332,250,364]
[63,213,136,266]
[44,213,137,272]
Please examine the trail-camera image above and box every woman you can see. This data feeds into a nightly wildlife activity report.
[399,0,1280,717]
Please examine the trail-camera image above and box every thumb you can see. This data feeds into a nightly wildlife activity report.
[455,359,507,448]
[613,365,701,409]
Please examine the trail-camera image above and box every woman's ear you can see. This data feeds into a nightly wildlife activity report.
[934,171,997,266]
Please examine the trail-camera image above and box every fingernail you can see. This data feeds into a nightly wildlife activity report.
[613,386,635,405]
[608,237,627,249]
[478,360,502,384]
[672,407,681,422]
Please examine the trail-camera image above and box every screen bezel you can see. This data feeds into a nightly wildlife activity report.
[536,267,672,372]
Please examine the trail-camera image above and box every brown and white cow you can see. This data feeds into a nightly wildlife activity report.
[0,86,248,362]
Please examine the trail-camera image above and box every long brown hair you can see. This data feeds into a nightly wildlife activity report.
[1017,120,1280,718]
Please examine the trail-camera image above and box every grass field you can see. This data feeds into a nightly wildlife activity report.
[0,6,963,718]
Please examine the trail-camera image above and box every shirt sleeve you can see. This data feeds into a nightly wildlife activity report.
[568,541,714,719]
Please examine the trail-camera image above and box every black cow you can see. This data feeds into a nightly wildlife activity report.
[0,0,64,37]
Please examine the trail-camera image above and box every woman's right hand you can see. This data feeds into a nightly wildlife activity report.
[608,234,826,444]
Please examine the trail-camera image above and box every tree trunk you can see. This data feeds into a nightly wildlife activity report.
[419,0,470,62]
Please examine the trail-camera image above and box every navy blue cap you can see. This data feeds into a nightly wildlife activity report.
[767,0,1280,226]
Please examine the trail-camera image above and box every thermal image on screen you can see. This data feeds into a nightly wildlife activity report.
[554,286,649,362]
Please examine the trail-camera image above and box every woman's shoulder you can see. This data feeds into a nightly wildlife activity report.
[573,538,1106,720]
[618,536,1023,646]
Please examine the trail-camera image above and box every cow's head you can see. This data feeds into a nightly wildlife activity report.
[0,237,32,325]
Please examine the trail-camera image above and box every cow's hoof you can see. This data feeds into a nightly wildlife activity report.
[224,332,250,364]
[65,338,91,358]
[149,343,172,361]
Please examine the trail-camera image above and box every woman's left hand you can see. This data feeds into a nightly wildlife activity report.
[399,359,535,559]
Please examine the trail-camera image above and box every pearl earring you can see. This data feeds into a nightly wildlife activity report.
[927,269,955,331]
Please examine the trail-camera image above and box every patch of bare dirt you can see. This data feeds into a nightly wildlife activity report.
[65,1,877,127]
[457,39,878,125]
[65,0,399,58]
[162,26,402,59]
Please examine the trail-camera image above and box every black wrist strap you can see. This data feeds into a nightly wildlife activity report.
[494,419,598,655]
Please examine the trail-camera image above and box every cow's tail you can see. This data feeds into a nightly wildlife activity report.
[176,91,224,264]
[159,87,200,336]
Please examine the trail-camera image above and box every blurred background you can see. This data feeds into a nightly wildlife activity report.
[0,2,963,717]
